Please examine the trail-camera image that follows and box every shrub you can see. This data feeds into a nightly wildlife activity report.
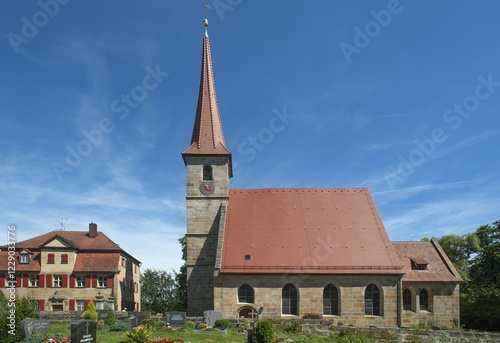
[106,309,116,326]
[124,325,152,343]
[284,320,301,333]
[214,318,231,328]
[255,319,274,343]
[83,301,98,321]
[183,321,195,331]
[140,318,156,329]
[109,321,127,331]
[302,312,322,319]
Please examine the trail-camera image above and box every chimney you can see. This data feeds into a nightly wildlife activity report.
[89,222,98,238]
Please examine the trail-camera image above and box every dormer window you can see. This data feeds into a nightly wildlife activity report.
[410,257,428,270]
[203,166,212,180]
[20,254,29,264]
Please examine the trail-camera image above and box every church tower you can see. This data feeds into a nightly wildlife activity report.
[181,19,232,316]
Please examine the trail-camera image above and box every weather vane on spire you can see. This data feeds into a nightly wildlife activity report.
[203,4,211,37]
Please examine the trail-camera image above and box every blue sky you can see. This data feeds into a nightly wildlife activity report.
[1,1,500,272]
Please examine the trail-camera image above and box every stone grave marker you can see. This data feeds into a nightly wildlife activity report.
[97,310,108,321]
[71,319,96,343]
[165,311,186,327]
[32,319,50,335]
[20,318,51,339]
[127,316,138,331]
[203,310,222,327]
[20,318,34,339]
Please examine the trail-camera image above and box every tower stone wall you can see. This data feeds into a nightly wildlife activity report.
[185,156,230,316]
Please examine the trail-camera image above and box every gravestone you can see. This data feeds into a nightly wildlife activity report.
[32,319,50,335]
[20,318,51,339]
[203,310,222,327]
[247,322,256,343]
[165,311,186,327]
[127,316,138,331]
[71,320,96,343]
[20,318,34,339]
[97,310,108,321]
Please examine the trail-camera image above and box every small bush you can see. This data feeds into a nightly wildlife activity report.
[83,301,98,321]
[109,321,127,331]
[255,319,274,343]
[106,309,116,326]
[302,312,322,319]
[183,321,195,331]
[284,320,301,333]
[124,325,152,343]
[140,318,156,329]
[214,318,231,328]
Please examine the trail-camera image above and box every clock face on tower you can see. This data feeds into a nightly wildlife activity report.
[199,181,215,195]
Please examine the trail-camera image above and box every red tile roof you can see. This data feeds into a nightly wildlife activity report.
[73,253,121,273]
[221,188,403,274]
[392,240,463,282]
[182,34,231,157]
[0,251,41,272]
[12,230,122,251]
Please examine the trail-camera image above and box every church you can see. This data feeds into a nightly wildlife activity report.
[181,20,462,328]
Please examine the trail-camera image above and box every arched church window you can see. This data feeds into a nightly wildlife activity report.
[203,166,212,180]
[282,283,298,315]
[365,284,381,316]
[323,284,339,315]
[403,288,412,310]
[238,284,254,303]
[419,289,429,311]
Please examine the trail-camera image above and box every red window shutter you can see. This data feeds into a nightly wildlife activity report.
[107,275,113,288]
[61,254,68,264]
[23,274,29,287]
[62,275,68,288]
[91,275,97,288]
[85,275,91,288]
[48,254,55,264]
[39,274,45,288]
[69,299,75,311]
[0,274,5,287]
[38,300,45,311]
[134,282,138,293]
[85,300,90,309]
[16,275,21,287]
[46,274,52,287]
[70,275,76,288]
[122,258,126,267]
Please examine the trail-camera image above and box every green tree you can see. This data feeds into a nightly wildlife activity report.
[0,293,37,343]
[84,301,98,321]
[173,235,187,311]
[140,269,178,314]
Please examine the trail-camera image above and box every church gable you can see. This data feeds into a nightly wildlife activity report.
[221,188,403,274]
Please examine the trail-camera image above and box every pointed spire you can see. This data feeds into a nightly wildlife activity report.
[183,19,232,161]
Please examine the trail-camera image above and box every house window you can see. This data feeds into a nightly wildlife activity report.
[47,254,55,264]
[323,284,339,315]
[365,284,381,316]
[419,289,429,311]
[76,300,85,311]
[53,275,62,287]
[20,254,29,264]
[417,264,427,270]
[282,283,298,315]
[403,289,412,310]
[203,166,212,180]
[29,275,39,287]
[76,275,86,288]
[98,275,107,288]
[61,254,68,264]
[238,284,254,303]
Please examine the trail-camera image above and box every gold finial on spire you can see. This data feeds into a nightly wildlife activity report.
[203,18,209,28]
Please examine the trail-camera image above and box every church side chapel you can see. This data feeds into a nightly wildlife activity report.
[181,20,462,327]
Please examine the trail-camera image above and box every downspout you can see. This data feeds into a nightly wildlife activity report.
[397,275,403,328]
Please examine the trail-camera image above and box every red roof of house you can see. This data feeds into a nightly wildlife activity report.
[392,240,463,282]
[0,251,41,272]
[220,188,403,274]
[73,253,121,273]
[12,230,121,251]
